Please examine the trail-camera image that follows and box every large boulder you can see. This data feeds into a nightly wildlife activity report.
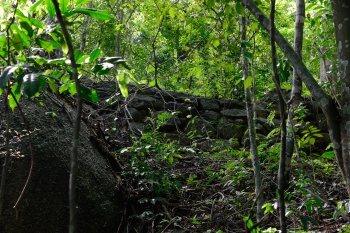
[0,97,123,233]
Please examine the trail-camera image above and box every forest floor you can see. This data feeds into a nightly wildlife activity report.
[109,124,349,233]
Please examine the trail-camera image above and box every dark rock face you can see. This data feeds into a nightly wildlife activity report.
[0,97,123,233]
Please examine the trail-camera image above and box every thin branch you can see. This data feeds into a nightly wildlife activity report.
[51,1,82,233]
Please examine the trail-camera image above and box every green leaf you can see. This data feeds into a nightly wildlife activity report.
[235,2,245,15]
[49,29,68,54]
[89,48,101,63]
[45,0,56,18]
[76,55,90,63]
[30,0,45,12]
[9,83,22,111]
[244,51,253,59]
[20,21,34,38]
[74,49,84,61]
[300,215,308,230]
[23,74,47,98]
[48,77,57,93]
[60,0,69,14]
[117,71,130,98]
[0,65,19,89]
[168,7,175,19]
[10,24,31,49]
[244,76,252,89]
[206,0,215,9]
[80,85,99,102]
[65,8,114,21]
[36,38,59,52]
[213,38,220,47]
[322,151,335,159]
[76,0,91,5]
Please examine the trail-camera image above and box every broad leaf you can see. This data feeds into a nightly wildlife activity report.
[23,74,47,98]
[76,0,91,6]
[60,0,69,14]
[20,21,34,38]
[80,85,99,102]
[117,72,130,97]
[36,38,60,52]
[89,48,101,63]
[244,76,252,89]
[45,0,56,18]
[65,8,114,21]
[322,151,335,159]
[0,65,19,89]
[49,29,68,54]
[213,38,220,47]
[30,0,45,12]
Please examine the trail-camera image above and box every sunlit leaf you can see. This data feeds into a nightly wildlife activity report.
[45,0,56,18]
[89,48,101,63]
[49,29,68,54]
[60,0,69,14]
[322,151,335,159]
[213,38,220,47]
[30,0,45,12]
[65,8,114,21]
[9,83,22,111]
[20,21,34,38]
[244,76,252,89]
[76,0,91,6]
[168,7,175,19]
[117,71,130,97]
[0,65,19,89]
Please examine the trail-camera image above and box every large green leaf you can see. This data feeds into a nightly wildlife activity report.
[89,48,101,63]
[60,0,69,14]
[117,71,130,98]
[0,65,19,89]
[45,0,56,18]
[30,0,45,12]
[64,8,114,21]
[36,38,60,52]
[76,0,91,5]
[80,86,99,102]
[23,74,47,98]
[20,21,34,38]
[49,29,68,54]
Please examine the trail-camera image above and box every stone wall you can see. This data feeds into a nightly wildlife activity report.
[94,82,330,152]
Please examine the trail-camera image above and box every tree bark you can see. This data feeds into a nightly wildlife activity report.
[285,0,305,184]
[241,9,263,222]
[270,1,286,232]
[331,0,350,196]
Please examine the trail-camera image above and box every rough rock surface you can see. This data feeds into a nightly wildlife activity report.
[0,97,123,233]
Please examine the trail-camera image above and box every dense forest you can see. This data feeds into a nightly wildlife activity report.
[1,0,350,232]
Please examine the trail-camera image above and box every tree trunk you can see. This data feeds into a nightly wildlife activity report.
[270,1,287,232]
[331,0,350,196]
[285,0,305,184]
[241,10,263,222]
[115,0,125,57]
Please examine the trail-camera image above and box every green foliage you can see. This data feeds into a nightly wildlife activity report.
[120,111,184,194]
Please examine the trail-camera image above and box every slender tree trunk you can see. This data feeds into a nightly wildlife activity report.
[115,0,125,56]
[80,2,93,52]
[285,0,305,184]
[241,9,263,222]
[270,1,287,232]
[51,1,83,232]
